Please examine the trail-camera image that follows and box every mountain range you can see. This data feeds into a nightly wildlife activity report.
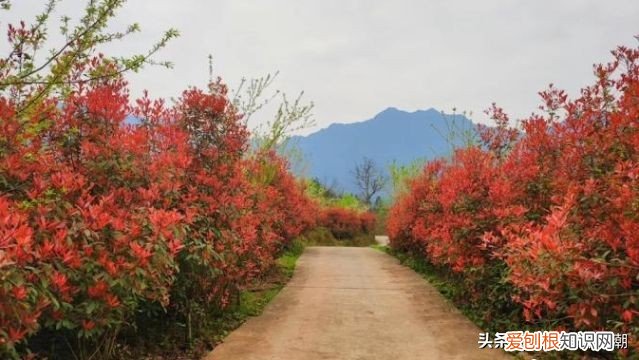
[289,107,475,196]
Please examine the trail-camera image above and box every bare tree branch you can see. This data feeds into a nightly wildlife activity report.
[352,157,387,206]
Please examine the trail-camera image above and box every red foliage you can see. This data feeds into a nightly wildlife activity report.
[319,207,376,238]
[0,62,316,355]
[388,41,639,351]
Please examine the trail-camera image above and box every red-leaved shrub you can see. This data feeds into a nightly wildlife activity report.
[0,63,316,356]
[388,40,639,352]
[319,207,376,239]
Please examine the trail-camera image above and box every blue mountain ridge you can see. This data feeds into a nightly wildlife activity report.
[288,107,475,195]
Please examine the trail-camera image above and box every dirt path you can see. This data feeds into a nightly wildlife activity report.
[204,247,510,360]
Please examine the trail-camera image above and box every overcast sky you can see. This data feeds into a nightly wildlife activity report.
[3,1,639,133]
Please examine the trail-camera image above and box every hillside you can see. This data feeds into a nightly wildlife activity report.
[290,107,475,195]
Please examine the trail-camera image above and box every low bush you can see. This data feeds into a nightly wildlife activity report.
[0,64,316,358]
[300,227,376,247]
[318,207,376,239]
[388,40,639,355]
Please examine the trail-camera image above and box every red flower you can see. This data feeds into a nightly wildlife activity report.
[105,294,121,308]
[167,239,184,256]
[8,327,27,343]
[130,242,152,266]
[50,272,71,296]
[87,281,108,299]
[11,285,27,301]
[82,320,96,331]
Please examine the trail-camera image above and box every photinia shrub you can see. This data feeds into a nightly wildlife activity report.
[388,39,639,353]
[0,64,317,358]
[319,207,376,239]
[0,61,190,356]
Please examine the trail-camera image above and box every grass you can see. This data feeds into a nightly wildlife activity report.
[277,238,305,277]
[236,288,281,317]
[370,244,389,253]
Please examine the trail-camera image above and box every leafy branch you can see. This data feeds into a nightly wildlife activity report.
[0,0,179,115]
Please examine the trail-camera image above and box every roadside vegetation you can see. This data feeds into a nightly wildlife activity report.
[305,179,378,247]
[110,238,306,359]
[386,38,639,358]
[0,1,321,358]
[0,2,380,358]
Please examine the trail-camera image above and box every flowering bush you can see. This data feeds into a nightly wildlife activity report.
[388,40,639,352]
[494,45,639,340]
[0,62,317,357]
[0,69,190,356]
[0,2,321,357]
[319,207,376,239]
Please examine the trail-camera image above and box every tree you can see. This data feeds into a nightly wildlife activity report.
[389,159,424,199]
[352,157,387,206]
[229,71,315,153]
[432,108,479,156]
[0,0,178,115]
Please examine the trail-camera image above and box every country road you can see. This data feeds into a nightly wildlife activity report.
[205,247,510,360]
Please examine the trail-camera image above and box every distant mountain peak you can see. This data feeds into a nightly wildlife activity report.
[374,106,441,119]
[377,106,401,115]
[291,107,474,196]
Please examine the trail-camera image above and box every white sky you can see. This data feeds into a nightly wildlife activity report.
[3,1,639,134]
